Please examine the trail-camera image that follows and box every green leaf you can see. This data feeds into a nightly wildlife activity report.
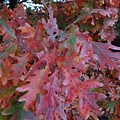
[45,0,49,2]
[0,87,15,98]
[4,102,24,115]
[3,39,11,46]
[0,14,16,39]
[4,101,36,120]
[0,110,4,120]
[84,0,95,10]
[68,25,76,55]
[3,102,24,120]
[4,102,23,119]
[107,101,116,113]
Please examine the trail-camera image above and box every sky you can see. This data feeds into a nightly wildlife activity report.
[22,0,42,9]
[22,0,66,10]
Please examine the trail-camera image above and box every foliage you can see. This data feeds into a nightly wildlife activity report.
[0,0,120,120]
[112,15,120,47]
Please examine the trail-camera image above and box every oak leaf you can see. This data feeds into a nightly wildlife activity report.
[0,60,10,85]
[92,42,120,69]
[36,74,66,120]
[16,66,49,110]
[11,54,28,85]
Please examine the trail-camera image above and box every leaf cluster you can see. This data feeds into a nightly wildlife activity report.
[0,0,120,120]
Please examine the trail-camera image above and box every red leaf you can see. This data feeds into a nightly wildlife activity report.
[42,5,60,42]
[13,4,26,26]
[92,42,120,69]
[61,66,105,119]
[98,28,118,41]
[66,79,105,119]
[90,8,118,17]
[0,60,10,85]
[16,66,49,110]
[11,53,28,85]
[103,18,118,28]
[18,23,35,38]
[34,22,45,41]
[79,92,105,119]
[36,74,66,120]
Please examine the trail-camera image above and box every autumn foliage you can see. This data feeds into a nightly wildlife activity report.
[0,0,120,120]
